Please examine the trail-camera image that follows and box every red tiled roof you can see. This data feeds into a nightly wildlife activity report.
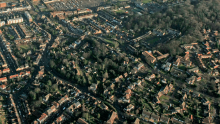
[3,68,10,72]
[39,113,47,121]
[0,77,7,81]
[10,74,19,79]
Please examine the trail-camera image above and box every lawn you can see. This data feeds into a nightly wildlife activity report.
[142,0,152,3]
[146,37,159,44]
[19,44,31,53]
[103,39,119,47]
[116,9,126,14]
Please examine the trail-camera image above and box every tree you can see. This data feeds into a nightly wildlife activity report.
[29,91,36,101]
[47,80,52,86]
[34,88,41,94]
[103,71,109,79]
[51,84,58,93]
[50,60,56,68]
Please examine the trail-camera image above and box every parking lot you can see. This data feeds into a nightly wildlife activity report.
[47,0,104,10]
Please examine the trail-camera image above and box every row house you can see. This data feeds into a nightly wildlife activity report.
[53,114,66,124]
[142,51,156,63]
[14,37,36,44]
[157,53,169,60]
[132,31,151,42]
[9,74,19,80]
[58,95,69,105]
[72,13,98,21]
[37,113,48,124]
[11,25,21,40]
[9,94,21,124]
[181,44,194,51]
[187,67,199,75]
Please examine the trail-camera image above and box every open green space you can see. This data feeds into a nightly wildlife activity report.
[146,37,159,44]
[142,0,152,3]
[19,44,31,53]
[116,9,126,14]
[103,39,119,47]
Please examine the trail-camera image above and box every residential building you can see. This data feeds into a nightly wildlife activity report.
[24,11,33,22]
[104,111,118,124]
[142,51,156,63]
[7,17,23,25]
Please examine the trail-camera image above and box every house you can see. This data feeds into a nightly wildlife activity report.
[9,74,19,79]
[149,113,160,123]
[181,44,194,50]
[34,54,42,65]
[55,114,66,123]
[157,53,169,60]
[46,105,56,115]
[145,74,156,81]
[66,104,75,115]
[136,63,144,70]
[162,62,172,71]
[124,104,134,112]
[0,77,7,82]
[158,84,173,98]
[174,54,192,67]
[52,101,59,108]
[159,116,170,124]
[37,113,48,124]
[135,80,142,85]
[74,101,81,109]
[186,76,196,85]
[104,111,118,124]
[101,103,108,110]
[43,94,51,102]
[88,83,98,93]
[0,84,6,90]
[161,78,167,84]
[187,67,199,74]
[2,68,10,73]
[141,110,151,121]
